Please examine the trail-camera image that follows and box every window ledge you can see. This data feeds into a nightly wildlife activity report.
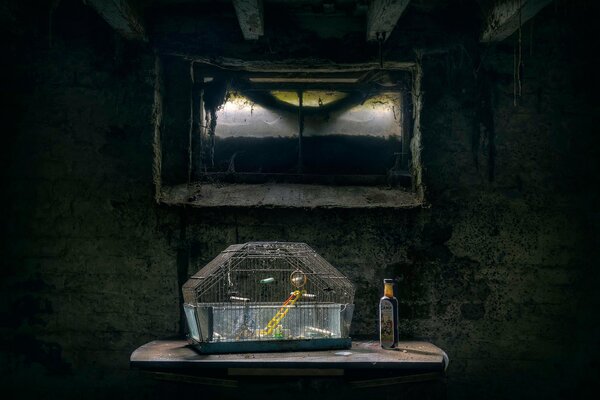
[160,183,423,209]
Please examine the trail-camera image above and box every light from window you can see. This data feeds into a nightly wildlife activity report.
[209,90,403,180]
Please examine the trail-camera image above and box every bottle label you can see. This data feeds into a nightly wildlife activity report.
[380,299,395,348]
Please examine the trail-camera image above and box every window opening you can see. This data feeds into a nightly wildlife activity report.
[154,59,423,207]
[195,69,411,187]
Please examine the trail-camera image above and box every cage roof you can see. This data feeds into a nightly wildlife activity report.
[183,242,355,304]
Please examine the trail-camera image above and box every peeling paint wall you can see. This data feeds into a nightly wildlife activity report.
[1,1,599,400]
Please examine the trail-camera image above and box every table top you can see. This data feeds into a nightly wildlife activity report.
[130,339,448,371]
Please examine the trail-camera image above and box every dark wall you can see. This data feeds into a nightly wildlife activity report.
[0,1,180,397]
[1,1,598,399]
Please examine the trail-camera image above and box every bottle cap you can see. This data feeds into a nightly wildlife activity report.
[383,278,394,284]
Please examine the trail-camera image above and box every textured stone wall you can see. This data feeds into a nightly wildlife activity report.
[0,1,181,396]
[1,1,598,399]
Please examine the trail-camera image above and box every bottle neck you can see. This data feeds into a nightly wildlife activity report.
[384,283,394,298]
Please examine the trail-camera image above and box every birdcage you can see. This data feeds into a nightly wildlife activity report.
[182,242,355,353]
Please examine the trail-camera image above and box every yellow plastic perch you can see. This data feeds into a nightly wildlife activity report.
[260,290,304,336]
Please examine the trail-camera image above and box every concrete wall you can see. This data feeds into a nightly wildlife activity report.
[0,2,181,396]
[1,0,598,399]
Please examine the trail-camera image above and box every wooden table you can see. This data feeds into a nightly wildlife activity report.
[130,339,448,399]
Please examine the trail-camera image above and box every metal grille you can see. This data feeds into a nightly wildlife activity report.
[182,242,355,344]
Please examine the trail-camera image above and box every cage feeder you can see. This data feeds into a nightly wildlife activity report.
[182,242,355,354]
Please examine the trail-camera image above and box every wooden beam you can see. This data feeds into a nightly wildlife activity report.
[86,0,146,41]
[481,0,552,43]
[233,82,380,92]
[366,0,411,42]
[163,52,417,73]
[232,0,264,40]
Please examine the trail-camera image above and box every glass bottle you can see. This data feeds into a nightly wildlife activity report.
[379,278,399,349]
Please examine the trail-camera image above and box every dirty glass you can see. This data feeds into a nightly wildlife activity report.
[302,93,402,175]
[213,92,299,173]
[211,90,403,178]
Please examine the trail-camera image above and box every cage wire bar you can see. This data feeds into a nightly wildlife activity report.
[182,242,355,353]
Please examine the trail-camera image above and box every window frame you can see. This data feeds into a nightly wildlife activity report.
[153,56,424,208]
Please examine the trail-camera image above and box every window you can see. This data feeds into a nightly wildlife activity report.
[155,58,424,208]
[212,91,402,181]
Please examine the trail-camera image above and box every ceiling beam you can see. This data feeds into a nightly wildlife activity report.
[165,52,417,72]
[86,0,146,41]
[366,0,411,42]
[481,0,552,43]
[232,0,264,40]
[233,82,378,92]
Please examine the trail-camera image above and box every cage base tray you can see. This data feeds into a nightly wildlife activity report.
[191,338,351,354]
